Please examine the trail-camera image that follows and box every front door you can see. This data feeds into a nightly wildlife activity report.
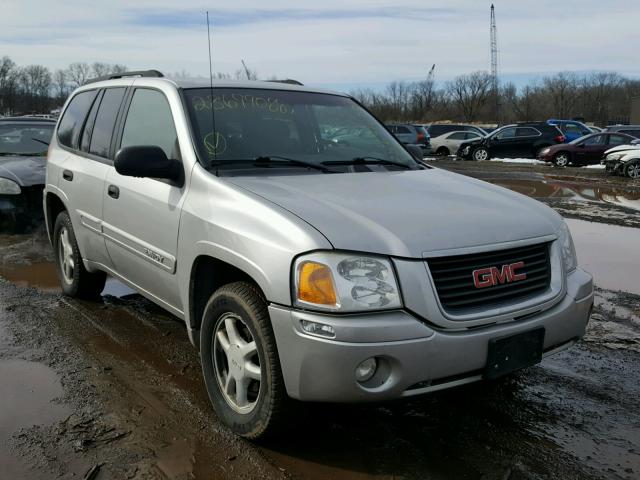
[574,134,605,165]
[101,87,186,313]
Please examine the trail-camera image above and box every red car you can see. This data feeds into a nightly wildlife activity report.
[537,132,636,166]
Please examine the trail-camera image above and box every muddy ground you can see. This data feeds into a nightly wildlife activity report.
[1,160,639,479]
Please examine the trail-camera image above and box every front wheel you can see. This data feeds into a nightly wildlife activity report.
[53,211,106,298]
[472,147,490,161]
[436,146,450,156]
[625,160,640,179]
[200,282,288,439]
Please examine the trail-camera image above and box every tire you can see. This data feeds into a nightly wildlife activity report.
[53,211,106,298]
[436,146,450,157]
[553,152,570,167]
[625,160,640,179]
[472,146,490,161]
[200,281,287,439]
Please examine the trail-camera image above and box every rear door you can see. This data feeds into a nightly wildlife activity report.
[101,86,186,312]
[55,88,113,267]
[575,134,606,165]
[514,127,541,157]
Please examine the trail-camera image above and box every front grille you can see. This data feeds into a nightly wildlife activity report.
[427,242,551,312]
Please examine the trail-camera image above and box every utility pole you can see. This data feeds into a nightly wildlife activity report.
[241,59,251,80]
[490,4,500,124]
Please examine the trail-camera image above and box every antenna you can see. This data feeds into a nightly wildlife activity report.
[490,4,500,124]
[206,12,217,162]
[241,59,251,80]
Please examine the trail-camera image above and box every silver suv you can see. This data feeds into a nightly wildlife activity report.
[44,71,594,439]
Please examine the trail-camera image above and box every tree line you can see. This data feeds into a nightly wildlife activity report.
[1,55,639,126]
[352,70,640,126]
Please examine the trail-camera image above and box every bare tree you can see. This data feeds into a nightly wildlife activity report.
[543,72,579,118]
[66,62,91,87]
[446,71,493,122]
[53,69,69,102]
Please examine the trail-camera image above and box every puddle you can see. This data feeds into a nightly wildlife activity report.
[0,262,60,292]
[0,260,136,298]
[0,359,71,479]
[567,218,640,295]
[488,178,640,211]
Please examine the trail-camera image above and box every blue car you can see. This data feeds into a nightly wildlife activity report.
[547,119,592,142]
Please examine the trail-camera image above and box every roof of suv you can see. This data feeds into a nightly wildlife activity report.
[78,71,347,98]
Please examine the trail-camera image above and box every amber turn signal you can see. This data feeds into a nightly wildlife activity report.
[297,261,338,306]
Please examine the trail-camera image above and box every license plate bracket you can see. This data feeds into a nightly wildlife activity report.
[484,328,545,380]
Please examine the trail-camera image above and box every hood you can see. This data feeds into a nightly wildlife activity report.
[225,168,562,258]
[605,144,640,156]
[0,155,46,187]
[459,137,485,149]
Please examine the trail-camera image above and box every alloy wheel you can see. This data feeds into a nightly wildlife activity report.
[58,226,75,285]
[555,154,569,167]
[627,163,640,179]
[474,148,489,161]
[213,312,262,414]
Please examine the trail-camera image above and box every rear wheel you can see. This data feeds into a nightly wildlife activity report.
[554,152,570,167]
[625,160,640,179]
[53,211,106,299]
[436,146,450,156]
[472,147,490,161]
[200,282,288,439]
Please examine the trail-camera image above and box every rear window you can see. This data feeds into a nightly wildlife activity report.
[89,87,126,158]
[620,129,640,138]
[57,90,99,149]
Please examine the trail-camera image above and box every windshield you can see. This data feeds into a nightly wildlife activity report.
[183,88,418,173]
[0,123,53,156]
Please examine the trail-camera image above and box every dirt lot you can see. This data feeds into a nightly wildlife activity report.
[1,160,639,479]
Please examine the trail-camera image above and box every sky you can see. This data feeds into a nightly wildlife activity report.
[2,0,639,92]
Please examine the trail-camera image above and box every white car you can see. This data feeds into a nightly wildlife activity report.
[430,130,484,156]
[602,141,640,177]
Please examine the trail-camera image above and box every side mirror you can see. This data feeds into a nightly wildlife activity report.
[114,146,183,184]
[405,144,424,160]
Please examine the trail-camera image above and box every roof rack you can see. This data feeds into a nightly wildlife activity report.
[83,70,164,85]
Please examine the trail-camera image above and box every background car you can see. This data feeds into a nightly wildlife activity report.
[537,132,636,166]
[426,123,487,138]
[602,142,640,177]
[605,124,640,138]
[430,130,484,156]
[457,122,564,161]
[386,123,431,153]
[547,119,592,142]
[0,117,55,229]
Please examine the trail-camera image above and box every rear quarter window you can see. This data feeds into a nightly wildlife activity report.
[57,90,99,149]
[89,87,126,158]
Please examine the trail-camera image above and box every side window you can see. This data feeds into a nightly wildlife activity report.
[120,89,179,160]
[515,127,539,137]
[449,132,467,140]
[397,126,411,134]
[563,123,583,134]
[89,88,126,158]
[608,135,630,146]
[466,132,481,139]
[583,135,605,146]
[57,90,98,149]
[80,90,103,152]
[387,126,396,134]
[495,127,516,140]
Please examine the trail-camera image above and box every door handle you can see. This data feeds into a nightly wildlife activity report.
[62,170,73,181]
[107,185,120,199]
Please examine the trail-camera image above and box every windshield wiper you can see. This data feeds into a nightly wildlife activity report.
[322,157,414,170]
[31,137,50,146]
[209,156,336,174]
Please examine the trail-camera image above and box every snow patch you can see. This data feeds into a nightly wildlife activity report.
[488,158,546,165]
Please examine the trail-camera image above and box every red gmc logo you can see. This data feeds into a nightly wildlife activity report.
[472,261,527,289]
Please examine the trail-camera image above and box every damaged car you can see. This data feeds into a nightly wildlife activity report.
[0,117,55,228]
[602,140,640,178]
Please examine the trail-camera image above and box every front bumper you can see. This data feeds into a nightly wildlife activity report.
[602,159,624,174]
[270,268,593,402]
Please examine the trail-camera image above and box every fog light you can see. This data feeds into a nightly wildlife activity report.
[355,357,378,382]
[300,319,336,338]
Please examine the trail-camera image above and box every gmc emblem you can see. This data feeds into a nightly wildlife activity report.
[472,261,527,289]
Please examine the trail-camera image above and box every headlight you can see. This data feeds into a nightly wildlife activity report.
[540,148,550,155]
[294,252,401,312]
[557,222,577,273]
[0,177,21,195]
[606,153,624,161]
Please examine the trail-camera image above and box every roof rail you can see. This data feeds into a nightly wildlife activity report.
[83,69,164,85]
